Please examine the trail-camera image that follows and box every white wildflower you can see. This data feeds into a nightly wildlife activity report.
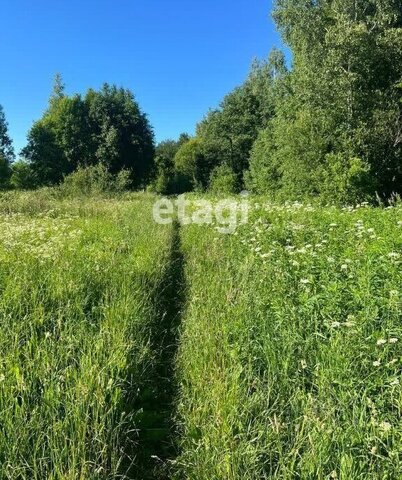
[379,421,392,433]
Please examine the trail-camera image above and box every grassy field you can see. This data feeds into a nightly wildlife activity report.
[176,199,402,479]
[0,191,177,479]
[0,191,401,479]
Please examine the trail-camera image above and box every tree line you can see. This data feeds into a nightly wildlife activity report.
[1,0,401,202]
[0,76,154,190]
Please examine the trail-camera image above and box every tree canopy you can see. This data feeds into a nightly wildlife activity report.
[247,0,402,201]
[0,105,14,188]
[22,78,154,187]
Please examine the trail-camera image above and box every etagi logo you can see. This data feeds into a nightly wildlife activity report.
[153,193,250,234]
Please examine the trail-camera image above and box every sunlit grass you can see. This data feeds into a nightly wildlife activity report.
[0,190,400,479]
[0,191,173,479]
[176,199,402,479]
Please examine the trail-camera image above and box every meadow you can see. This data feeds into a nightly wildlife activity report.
[176,198,402,479]
[0,191,177,479]
[0,190,401,479]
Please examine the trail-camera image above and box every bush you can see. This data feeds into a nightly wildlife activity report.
[0,154,11,189]
[60,163,132,197]
[208,163,238,194]
[10,161,38,190]
[319,154,374,204]
[174,138,209,190]
[246,126,281,196]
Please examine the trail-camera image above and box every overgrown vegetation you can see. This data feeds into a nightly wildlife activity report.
[0,192,174,478]
[0,187,400,479]
[18,78,154,188]
[176,197,402,479]
[150,2,402,202]
[0,1,401,477]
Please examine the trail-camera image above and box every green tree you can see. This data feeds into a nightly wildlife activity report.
[22,118,68,185]
[23,78,155,187]
[10,161,37,189]
[174,137,210,190]
[209,163,238,194]
[50,73,66,105]
[197,50,287,190]
[152,133,190,194]
[245,124,282,196]
[266,0,402,199]
[0,105,14,188]
[85,84,154,186]
[22,76,90,184]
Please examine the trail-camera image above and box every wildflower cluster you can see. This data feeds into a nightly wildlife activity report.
[0,213,83,262]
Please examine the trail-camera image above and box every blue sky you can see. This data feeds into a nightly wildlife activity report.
[1,0,283,155]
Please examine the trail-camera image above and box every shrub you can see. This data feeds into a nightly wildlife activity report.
[174,138,209,190]
[319,154,374,204]
[0,153,11,189]
[208,163,238,194]
[60,163,132,197]
[246,126,281,196]
[10,161,38,190]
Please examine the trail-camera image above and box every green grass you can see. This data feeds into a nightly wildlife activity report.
[176,199,402,479]
[0,191,174,479]
[0,191,401,479]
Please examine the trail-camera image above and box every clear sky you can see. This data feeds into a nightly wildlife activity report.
[1,0,283,155]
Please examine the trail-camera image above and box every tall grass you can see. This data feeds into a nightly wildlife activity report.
[0,192,173,478]
[176,200,402,479]
[1,189,400,479]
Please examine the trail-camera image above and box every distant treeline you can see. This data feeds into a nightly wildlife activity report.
[0,77,154,189]
[1,0,401,202]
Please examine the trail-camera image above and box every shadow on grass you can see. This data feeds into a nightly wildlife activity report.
[120,221,186,479]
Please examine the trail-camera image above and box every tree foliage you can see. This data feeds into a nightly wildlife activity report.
[209,163,238,194]
[151,133,190,193]
[22,77,154,187]
[10,161,37,190]
[179,0,402,202]
[9,2,402,201]
[0,105,14,188]
[195,51,287,189]
[246,0,402,200]
[85,84,155,183]
[174,138,209,190]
